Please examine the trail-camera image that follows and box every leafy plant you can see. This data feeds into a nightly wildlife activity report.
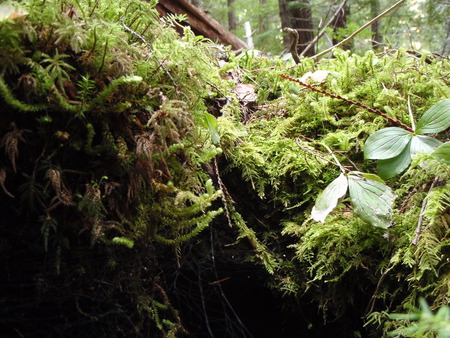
[200,112,220,144]
[365,98,450,179]
[311,98,450,227]
[312,171,395,228]
[40,50,75,93]
[432,142,450,165]
[76,74,96,102]
[388,298,450,337]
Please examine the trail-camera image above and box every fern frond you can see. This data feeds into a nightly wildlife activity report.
[424,185,450,225]
[0,168,14,198]
[0,122,31,172]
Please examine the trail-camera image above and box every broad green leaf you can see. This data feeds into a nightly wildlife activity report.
[202,113,220,144]
[377,143,412,179]
[348,174,396,228]
[410,135,441,156]
[432,142,450,165]
[416,98,450,134]
[311,173,348,223]
[361,173,385,184]
[364,127,412,160]
[202,112,217,128]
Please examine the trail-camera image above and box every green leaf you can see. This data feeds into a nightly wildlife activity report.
[418,297,433,317]
[202,113,220,144]
[410,135,441,155]
[416,98,450,134]
[348,174,396,228]
[377,142,412,179]
[361,173,385,184]
[311,173,348,223]
[364,127,412,160]
[432,142,450,165]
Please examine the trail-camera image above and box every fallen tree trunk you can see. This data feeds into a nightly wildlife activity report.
[155,0,248,50]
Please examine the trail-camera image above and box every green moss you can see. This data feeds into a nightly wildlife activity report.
[1,0,450,335]
[217,48,450,334]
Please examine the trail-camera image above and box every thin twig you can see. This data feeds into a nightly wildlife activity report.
[412,176,440,246]
[280,74,414,132]
[295,138,353,172]
[284,28,300,64]
[365,263,396,317]
[213,157,234,228]
[322,143,346,174]
[0,169,14,198]
[312,0,406,60]
[398,188,416,214]
[121,19,177,88]
[300,0,348,57]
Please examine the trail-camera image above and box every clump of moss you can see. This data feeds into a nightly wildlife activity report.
[1,0,449,335]
[0,0,230,335]
[218,49,450,334]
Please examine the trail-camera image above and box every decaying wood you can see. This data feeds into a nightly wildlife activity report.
[155,0,247,50]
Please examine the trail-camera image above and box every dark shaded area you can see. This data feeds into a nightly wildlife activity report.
[0,206,378,338]
[162,226,306,337]
[0,210,165,338]
[163,220,376,338]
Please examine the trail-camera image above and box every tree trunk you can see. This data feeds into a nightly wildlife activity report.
[443,21,450,55]
[156,0,247,50]
[228,0,236,31]
[259,0,268,33]
[371,0,382,50]
[278,0,291,49]
[332,3,352,50]
[279,0,315,56]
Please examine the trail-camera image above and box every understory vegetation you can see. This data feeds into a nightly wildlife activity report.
[0,0,449,336]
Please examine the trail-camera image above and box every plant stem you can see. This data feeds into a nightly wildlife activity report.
[280,74,414,132]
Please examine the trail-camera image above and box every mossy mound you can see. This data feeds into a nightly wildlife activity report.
[1,0,449,336]
[0,0,226,335]
[219,49,450,335]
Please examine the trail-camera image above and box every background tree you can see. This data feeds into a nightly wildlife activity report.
[420,0,450,54]
[202,0,450,56]
[370,0,381,50]
[279,0,315,56]
[259,0,268,33]
[228,0,236,31]
[331,2,352,50]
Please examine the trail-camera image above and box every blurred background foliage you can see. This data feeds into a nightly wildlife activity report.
[201,0,449,56]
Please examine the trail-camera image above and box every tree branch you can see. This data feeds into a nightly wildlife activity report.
[300,0,348,57]
[312,0,406,60]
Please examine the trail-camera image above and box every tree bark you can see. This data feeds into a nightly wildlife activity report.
[228,0,236,31]
[371,0,382,50]
[155,0,247,50]
[278,0,291,49]
[332,3,352,50]
[279,0,315,56]
[259,0,268,33]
